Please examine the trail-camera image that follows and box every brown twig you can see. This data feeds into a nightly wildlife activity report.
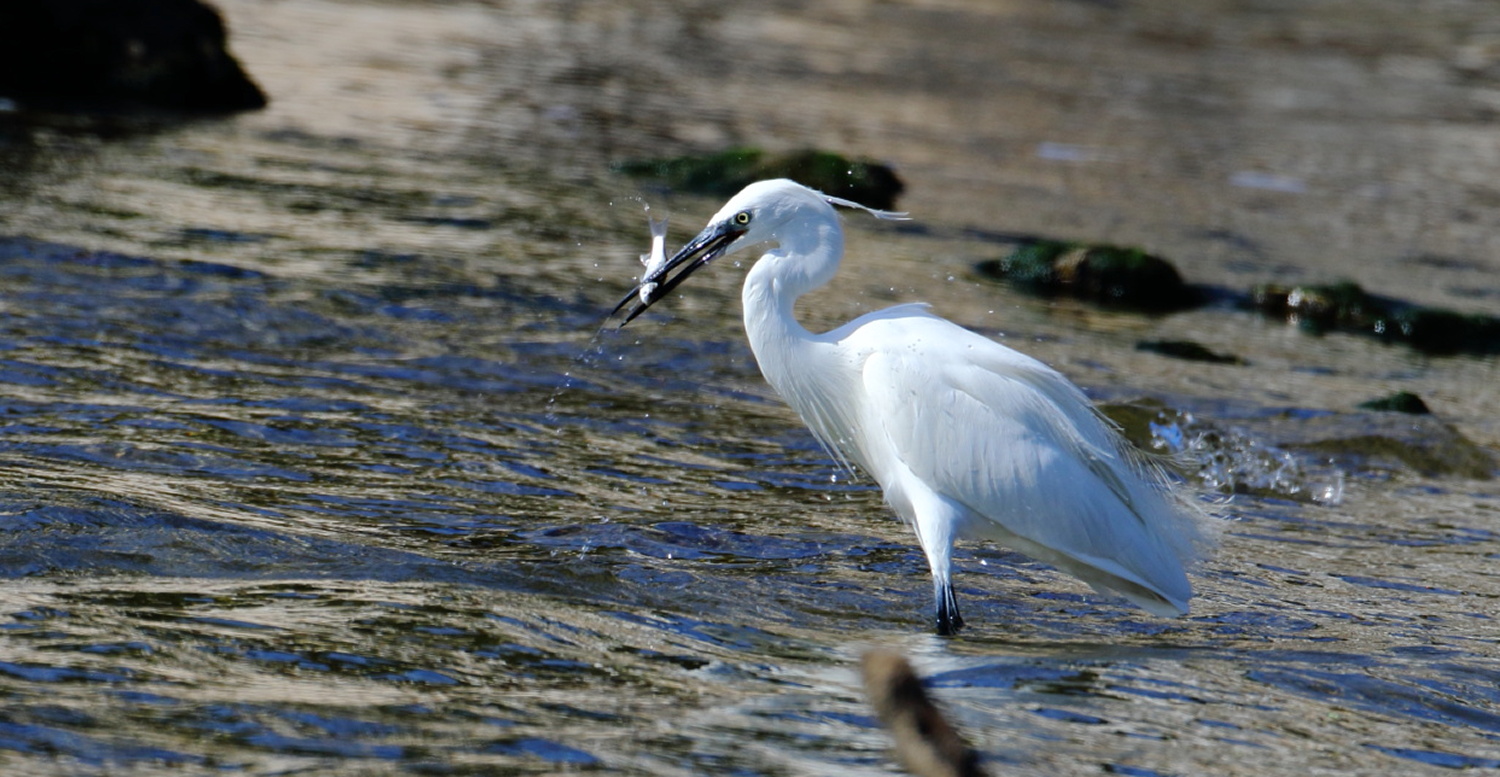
[861,649,988,777]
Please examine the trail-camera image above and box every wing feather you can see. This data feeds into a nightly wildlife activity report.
[843,313,1206,612]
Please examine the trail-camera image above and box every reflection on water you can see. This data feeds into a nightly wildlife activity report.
[2,0,1500,774]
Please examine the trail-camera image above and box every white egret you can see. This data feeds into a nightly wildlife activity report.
[615,179,1211,634]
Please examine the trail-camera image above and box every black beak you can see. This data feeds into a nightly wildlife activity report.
[612,219,746,326]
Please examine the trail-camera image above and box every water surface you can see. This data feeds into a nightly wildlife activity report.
[2,1,1499,774]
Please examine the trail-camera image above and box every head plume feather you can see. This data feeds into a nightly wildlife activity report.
[822,194,909,222]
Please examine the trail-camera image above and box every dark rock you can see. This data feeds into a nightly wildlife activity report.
[0,0,266,114]
[1249,280,1500,356]
[1264,411,1495,480]
[974,239,1198,312]
[617,147,904,210]
[1135,339,1244,364]
[1356,391,1431,415]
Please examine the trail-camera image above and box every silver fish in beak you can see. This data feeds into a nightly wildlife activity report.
[612,216,748,326]
[636,214,669,305]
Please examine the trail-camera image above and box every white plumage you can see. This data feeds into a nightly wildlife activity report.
[617,179,1212,633]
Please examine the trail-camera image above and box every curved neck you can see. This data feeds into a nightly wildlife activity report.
[739,211,857,468]
[740,216,844,432]
[740,211,844,351]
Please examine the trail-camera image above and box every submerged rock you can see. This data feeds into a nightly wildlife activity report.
[975,240,1197,312]
[0,0,267,113]
[1250,281,1500,356]
[1135,339,1245,365]
[1101,396,1494,498]
[1098,400,1326,500]
[617,147,904,210]
[1290,429,1494,480]
[1257,409,1494,480]
[1357,391,1431,415]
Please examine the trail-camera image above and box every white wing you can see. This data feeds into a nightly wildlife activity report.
[836,310,1206,614]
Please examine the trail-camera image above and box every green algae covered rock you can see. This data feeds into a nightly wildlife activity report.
[617,147,904,210]
[1356,391,1431,415]
[975,240,1197,312]
[1249,281,1371,330]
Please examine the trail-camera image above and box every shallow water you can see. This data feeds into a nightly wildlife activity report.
[2,1,1500,774]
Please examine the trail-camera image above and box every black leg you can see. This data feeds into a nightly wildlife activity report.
[935,582,964,636]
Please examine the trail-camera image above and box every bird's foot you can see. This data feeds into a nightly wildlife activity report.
[935,585,965,636]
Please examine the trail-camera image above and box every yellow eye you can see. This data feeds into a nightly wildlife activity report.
[734,211,752,225]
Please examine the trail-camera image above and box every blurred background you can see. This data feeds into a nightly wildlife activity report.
[1,1,1499,775]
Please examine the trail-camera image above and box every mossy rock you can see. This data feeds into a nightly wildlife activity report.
[617,147,904,210]
[975,239,1197,312]
[1249,281,1374,331]
[1249,280,1500,356]
[616,148,763,197]
[1384,307,1500,355]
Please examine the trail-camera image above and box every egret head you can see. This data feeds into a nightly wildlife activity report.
[614,179,905,325]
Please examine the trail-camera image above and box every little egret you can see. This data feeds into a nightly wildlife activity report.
[614,179,1211,634]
